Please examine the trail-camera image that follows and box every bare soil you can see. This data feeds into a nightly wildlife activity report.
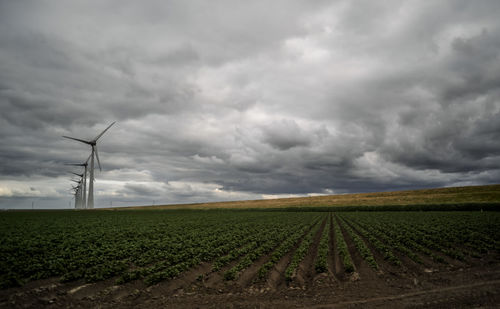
[2,228,499,308]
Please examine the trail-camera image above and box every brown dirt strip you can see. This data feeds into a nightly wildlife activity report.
[149,262,212,297]
[327,213,341,281]
[2,263,499,308]
[235,251,271,288]
[329,213,344,279]
[198,247,256,292]
[307,279,500,308]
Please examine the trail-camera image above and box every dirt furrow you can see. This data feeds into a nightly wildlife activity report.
[329,213,344,279]
[327,213,341,281]
[231,220,324,290]
[294,216,328,288]
[148,262,212,297]
[265,219,320,291]
[334,214,377,282]
[202,254,245,291]
[340,217,400,276]
[308,279,500,308]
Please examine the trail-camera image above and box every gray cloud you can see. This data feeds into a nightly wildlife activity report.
[261,119,317,150]
[0,0,499,208]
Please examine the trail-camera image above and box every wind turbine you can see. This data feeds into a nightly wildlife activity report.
[66,154,91,208]
[70,186,78,209]
[63,122,115,209]
[70,180,82,209]
[70,184,83,209]
[71,172,85,208]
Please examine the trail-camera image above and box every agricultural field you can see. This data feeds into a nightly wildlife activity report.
[123,184,500,210]
[1,209,500,308]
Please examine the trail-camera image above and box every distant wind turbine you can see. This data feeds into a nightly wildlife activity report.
[70,186,79,209]
[66,154,91,208]
[70,179,82,209]
[70,184,83,209]
[71,172,85,208]
[63,122,115,209]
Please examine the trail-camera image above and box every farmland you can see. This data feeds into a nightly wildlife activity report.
[1,208,500,308]
[121,184,500,210]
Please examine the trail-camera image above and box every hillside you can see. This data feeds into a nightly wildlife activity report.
[116,184,500,210]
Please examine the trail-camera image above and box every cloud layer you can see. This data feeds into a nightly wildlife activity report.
[1,0,499,208]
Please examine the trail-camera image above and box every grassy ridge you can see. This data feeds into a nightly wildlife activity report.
[111,184,500,211]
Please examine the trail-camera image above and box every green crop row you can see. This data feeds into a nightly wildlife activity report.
[213,241,259,271]
[342,215,422,265]
[342,213,446,264]
[339,216,400,266]
[258,217,321,279]
[0,210,320,289]
[339,212,500,267]
[1,210,499,290]
[338,217,378,270]
[331,215,355,273]
[284,217,324,281]
[223,218,319,281]
[314,216,330,273]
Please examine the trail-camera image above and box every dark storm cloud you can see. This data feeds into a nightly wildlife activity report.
[261,119,314,150]
[444,31,500,101]
[377,24,500,176]
[1,0,499,208]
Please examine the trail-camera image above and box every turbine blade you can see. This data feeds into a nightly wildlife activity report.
[85,153,92,164]
[65,163,85,166]
[71,172,83,177]
[93,121,115,142]
[62,136,91,144]
[94,146,102,171]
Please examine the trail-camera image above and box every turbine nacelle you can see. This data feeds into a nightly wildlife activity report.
[62,121,115,146]
[65,154,91,168]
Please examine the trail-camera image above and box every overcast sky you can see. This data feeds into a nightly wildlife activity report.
[1,1,499,209]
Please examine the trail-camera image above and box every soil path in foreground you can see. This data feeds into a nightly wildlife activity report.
[1,263,499,308]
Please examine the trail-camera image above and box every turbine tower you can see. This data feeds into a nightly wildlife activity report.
[66,154,91,209]
[63,122,115,209]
